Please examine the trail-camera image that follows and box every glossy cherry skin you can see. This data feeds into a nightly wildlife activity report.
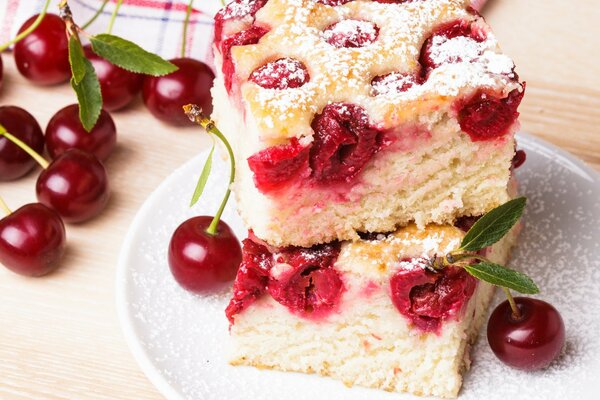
[0,106,45,181]
[13,13,70,85]
[45,104,117,161]
[36,149,110,223]
[0,203,66,277]
[487,297,565,371]
[83,45,143,111]
[168,216,242,293]
[142,58,215,126]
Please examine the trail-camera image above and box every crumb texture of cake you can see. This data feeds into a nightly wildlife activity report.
[212,0,525,247]
[227,224,520,398]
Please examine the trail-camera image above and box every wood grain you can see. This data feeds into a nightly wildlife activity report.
[0,1,598,399]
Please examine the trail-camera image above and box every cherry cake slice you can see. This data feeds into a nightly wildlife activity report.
[211,0,524,248]
[227,222,521,398]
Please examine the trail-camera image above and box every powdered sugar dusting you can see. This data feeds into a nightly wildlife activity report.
[322,19,378,48]
[120,92,600,400]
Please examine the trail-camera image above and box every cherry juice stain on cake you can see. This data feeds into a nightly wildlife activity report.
[249,58,310,89]
[390,258,477,333]
[458,85,525,141]
[419,19,487,78]
[226,239,344,323]
[322,20,379,48]
[220,25,269,92]
[247,103,385,192]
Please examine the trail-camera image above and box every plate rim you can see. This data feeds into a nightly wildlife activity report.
[115,132,599,400]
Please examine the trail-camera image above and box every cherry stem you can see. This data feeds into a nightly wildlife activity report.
[0,195,11,216]
[181,0,194,58]
[59,1,81,41]
[183,104,235,237]
[0,124,49,169]
[106,0,124,34]
[503,287,522,320]
[81,0,109,30]
[0,0,51,52]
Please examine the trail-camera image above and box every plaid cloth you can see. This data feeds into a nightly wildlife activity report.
[0,0,489,68]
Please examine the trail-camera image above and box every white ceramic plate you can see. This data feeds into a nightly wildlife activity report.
[117,133,600,400]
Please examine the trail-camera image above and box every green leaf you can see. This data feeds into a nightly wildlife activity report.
[89,34,178,76]
[460,197,527,252]
[70,57,102,132]
[190,141,215,207]
[464,262,540,294]
[68,37,86,84]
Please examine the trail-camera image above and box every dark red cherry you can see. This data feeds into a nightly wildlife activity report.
[310,103,383,183]
[315,0,353,5]
[168,216,242,293]
[221,25,269,93]
[83,45,143,111]
[512,149,526,169]
[214,0,268,44]
[371,72,419,96]
[323,20,379,48]
[0,106,45,181]
[487,297,565,370]
[142,58,215,126]
[458,86,525,141]
[36,149,109,223]
[247,138,311,192]
[249,58,310,89]
[13,13,70,85]
[45,104,117,161]
[0,203,66,277]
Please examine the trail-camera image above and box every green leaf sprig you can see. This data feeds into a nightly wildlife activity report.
[58,1,178,131]
[427,197,538,318]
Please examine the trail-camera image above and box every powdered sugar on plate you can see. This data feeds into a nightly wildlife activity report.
[117,133,600,400]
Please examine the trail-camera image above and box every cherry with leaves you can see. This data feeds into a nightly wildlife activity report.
[0,126,109,223]
[142,0,215,126]
[168,104,242,293]
[423,197,565,370]
[0,197,66,277]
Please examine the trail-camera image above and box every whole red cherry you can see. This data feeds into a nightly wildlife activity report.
[142,58,215,126]
[36,149,110,223]
[83,45,143,111]
[487,297,565,371]
[168,216,242,293]
[0,203,66,277]
[13,13,70,85]
[45,104,117,161]
[0,106,45,181]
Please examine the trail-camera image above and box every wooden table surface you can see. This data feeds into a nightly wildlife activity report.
[1,1,599,399]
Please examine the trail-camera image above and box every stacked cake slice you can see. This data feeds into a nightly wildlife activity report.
[211,0,524,397]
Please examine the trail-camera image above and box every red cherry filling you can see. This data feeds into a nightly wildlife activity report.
[310,103,383,184]
[315,0,354,6]
[214,0,268,44]
[371,72,419,96]
[267,243,343,317]
[458,86,525,141]
[323,20,379,48]
[221,25,269,92]
[419,19,487,79]
[247,138,310,192]
[390,260,476,333]
[249,58,309,89]
[225,239,343,323]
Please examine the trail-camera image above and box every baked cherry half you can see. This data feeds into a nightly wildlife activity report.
[142,58,215,126]
[487,297,565,370]
[323,20,379,48]
[458,86,525,141]
[390,260,477,333]
[249,58,310,89]
[13,13,70,85]
[0,106,45,181]
[168,216,242,293]
[45,104,117,161]
[419,19,487,79]
[214,0,268,44]
[84,45,143,111]
[371,72,420,96]
[36,149,110,223]
[221,25,269,92]
[0,203,66,277]
[310,103,384,184]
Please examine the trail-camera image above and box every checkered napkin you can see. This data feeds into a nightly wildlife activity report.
[0,0,489,66]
